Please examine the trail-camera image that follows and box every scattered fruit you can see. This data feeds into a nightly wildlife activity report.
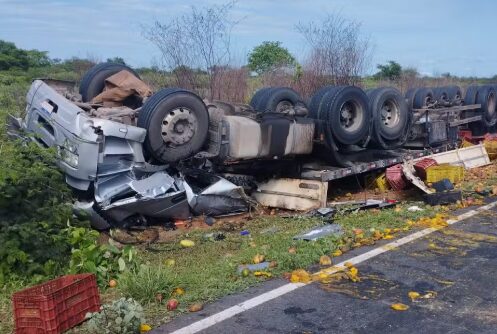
[180,239,195,248]
[173,287,185,296]
[269,261,278,268]
[408,291,420,301]
[331,249,342,257]
[165,259,176,267]
[254,271,272,278]
[352,228,364,235]
[253,254,265,264]
[155,293,163,303]
[391,303,409,311]
[109,279,117,288]
[288,247,297,254]
[167,299,179,311]
[383,235,394,240]
[241,268,250,277]
[140,324,152,333]
[189,303,204,312]
[344,262,354,268]
[319,255,332,266]
[290,269,311,283]
[346,266,360,282]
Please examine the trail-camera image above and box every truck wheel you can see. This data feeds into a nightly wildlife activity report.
[79,62,140,102]
[249,87,272,111]
[368,87,409,147]
[257,87,305,113]
[319,86,371,145]
[412,88,434,109]
[405,88,419,112]
[308,85,335,119]
[137,88,209,163]
[464,85,479,105]
[476,85,497,127]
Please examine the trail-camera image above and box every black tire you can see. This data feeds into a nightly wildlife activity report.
[258,87,305,113]
[79,62,140,102]
[464,85,479,105]
[137,88,209,163]
[318,86,371,145]
[249,87,272,111]
[476,85,497,127]
[368,87,409,146]
[405,88,419,112]
[412,87,434,109]
[308,85,335,119]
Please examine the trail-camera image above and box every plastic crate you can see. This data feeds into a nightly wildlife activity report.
[12,274,100,334]
[414,158,438,180]
[386,164,407,190]
[484,138,497,160]
[425,164,465,184]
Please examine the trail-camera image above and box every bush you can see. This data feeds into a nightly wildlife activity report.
[68,227,138,286]
[0,142,76,283]
[85,298,144,334]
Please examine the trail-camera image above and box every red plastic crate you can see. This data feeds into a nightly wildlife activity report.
[414,158,438,180]
[386,164,407,190]
[12,274,100,334]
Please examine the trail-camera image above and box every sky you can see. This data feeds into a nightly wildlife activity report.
[0,0,496,77]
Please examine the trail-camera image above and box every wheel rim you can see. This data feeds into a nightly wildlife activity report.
[487,92,496,118]
[275,100,293,113]
[339,100,364,133]
[380,98,400,130]
[161,107,198,146]
[440,92,449,103]
[423,94,433,107]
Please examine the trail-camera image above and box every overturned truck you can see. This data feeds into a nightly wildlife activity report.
[11,62,497,229]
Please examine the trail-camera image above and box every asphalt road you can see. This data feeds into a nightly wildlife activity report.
[156,203,497,334]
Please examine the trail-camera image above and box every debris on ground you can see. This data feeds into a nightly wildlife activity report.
[293,224,343,241]
[407,205,424,212]
[237,262,270,274]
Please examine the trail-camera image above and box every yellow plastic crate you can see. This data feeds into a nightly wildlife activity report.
[365,172,390,191]
[484,140,497,160]
[425,164,465,184]
[460,139,474,148]
[374,173,389,191]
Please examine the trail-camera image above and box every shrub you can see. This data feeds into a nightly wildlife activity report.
[0,142,76,283]
[67,227,139,286]
[85,298,144,334]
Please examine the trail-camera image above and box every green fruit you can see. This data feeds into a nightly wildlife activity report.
[241,268,250,277]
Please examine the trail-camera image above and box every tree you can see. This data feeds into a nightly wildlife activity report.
[0,40,29,70]
[248,41,296,74]
[143,2,238,98]
[375,61,402,80]
[296,14,372,87]
[106,57,126,65]
[26,49,51,67]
